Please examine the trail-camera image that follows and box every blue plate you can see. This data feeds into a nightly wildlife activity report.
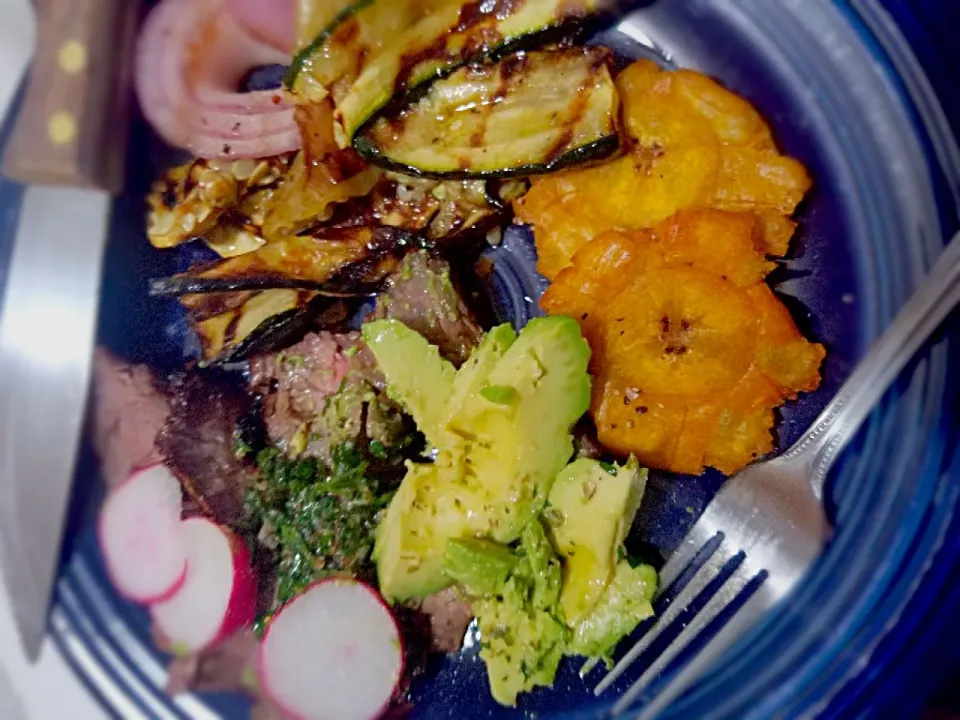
[8,1,957,718]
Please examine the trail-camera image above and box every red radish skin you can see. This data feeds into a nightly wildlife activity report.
[259,580,404,720]
[98,464,188,604]
[151,519,257,653]
[135,0,301,159]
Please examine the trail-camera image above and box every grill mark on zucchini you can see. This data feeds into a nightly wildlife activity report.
[376,15,590,133]
[287,0,612,178]
[355,47,620,179]
[472,52,531,149]
[222,302,244,350]
[390,0,523,97]
[541,52,603,163]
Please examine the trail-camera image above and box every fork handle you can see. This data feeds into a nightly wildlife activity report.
[784,229,960,499]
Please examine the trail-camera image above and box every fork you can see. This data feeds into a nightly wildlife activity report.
[594,229,960,719]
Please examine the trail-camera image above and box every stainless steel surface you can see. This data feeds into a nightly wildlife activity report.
[0,0,34,122]
[595,229,960,719]
[0,186,111,661]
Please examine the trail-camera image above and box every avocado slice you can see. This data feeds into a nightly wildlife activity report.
[547,457,648,624]
[446,323,517,425]
[374,316,592,600]
[568,560,657,663]
[449,316,591,542]
[444,538,517,597]
[362,319,455,449]
[374,462,477,602]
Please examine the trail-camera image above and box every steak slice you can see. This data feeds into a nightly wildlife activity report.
[420,588,473,654]
[156,371,257,525]
[249,331,413,468]
[373,250,482,366]
[90,349,170,488]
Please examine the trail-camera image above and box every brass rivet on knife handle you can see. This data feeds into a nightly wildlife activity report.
[1,0,138,192]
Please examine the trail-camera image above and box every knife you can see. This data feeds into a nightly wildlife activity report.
[0,0,137,661]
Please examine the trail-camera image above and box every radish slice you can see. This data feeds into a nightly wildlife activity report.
[98,465,187,604]
[151,519,257,653]
[135,0,301,159]
[259,580,403,720]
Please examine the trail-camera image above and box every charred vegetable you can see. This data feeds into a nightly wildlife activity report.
[260,103,382,240]
[368,174,502,239]
[356,48,621,178]
[181,289,333,365]
[147,156,291,249]
[149,226,421,296]
[293,0,364,52]
[285,0,385,103]
[285,0,603,145]
[333,0,602,147]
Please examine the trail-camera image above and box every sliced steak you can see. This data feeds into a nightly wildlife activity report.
[156,371,257,525]
[420,588,473,654]
[164,628,258,696]
[249,331,356,460]
[373,250,483,366]
[90,349,170,488]
[161,625,286,720]
[250,331,411,467]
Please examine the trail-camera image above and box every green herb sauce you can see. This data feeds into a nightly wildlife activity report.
[245,444,395,608]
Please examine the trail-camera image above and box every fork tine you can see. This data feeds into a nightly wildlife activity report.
[656,531,718,596]
[580,657,600,678]
[630,587,771,720]
[595,537,731,695]
[611,562,755,717]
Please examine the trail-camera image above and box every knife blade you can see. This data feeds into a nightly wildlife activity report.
[0,0,136,661]
[0,186,111,659]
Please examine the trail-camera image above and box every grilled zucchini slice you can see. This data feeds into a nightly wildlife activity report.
[286,0,424,103]
[334,0,602,146]
[285,0,602,143]
[355,48,621,178]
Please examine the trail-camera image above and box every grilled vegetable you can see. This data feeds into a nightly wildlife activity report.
[286,0,602,142]
[332,0,603,148]
[294,0,361,52]
[372,174,501,239]
[285,0,408,103]
[147,156,291,249]
[202,217,267,258]
[149,225,420,296]
[356,48,621,178]
[261,103,382,240]
[182,288,330,364]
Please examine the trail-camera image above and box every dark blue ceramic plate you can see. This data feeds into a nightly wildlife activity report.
[3,1,956,718]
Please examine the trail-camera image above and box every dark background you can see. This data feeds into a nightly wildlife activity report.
[874,0,960,716]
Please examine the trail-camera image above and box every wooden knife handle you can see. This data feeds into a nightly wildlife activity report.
[2,0,138,192]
